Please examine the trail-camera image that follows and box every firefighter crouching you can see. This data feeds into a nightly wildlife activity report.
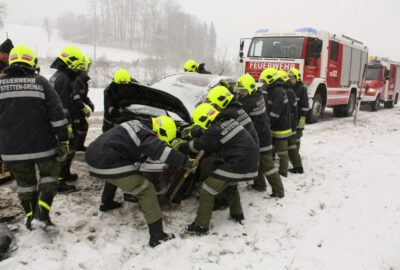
[175,103,259,235]
[0,45,69,230]
[260,68,292,178]
[277,70,304,174]
[100,68,140,212]
[237,74,284,197]
[85,116,196,247]
[288,68,309,174]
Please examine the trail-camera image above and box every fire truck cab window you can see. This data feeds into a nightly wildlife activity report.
[248,37,304,59]
[366,66,380,80]
[330,41,339,61]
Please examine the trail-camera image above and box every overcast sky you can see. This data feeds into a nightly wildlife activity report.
[3,0,400,60]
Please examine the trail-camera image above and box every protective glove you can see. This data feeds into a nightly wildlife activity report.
[181,125,203,139]
[187,158,198,173]
[82,105,91,117]
[88,102,95,112]
[298,116,306,129]
[171,138,186,150]
[57,141,69,162]
[67,124,73,139]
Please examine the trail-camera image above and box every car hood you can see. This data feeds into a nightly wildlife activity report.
[127,82,191,123]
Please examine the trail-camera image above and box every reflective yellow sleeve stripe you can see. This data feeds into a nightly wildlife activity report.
[26,211,33,217]
[272,129,292,135]
[39,200,51,211]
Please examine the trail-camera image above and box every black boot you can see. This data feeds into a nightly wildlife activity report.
[21,196,37,231]
[247,184,266,192]
[185,222,209,235]
[289,167,304,174]
[270,193,284,198]
[99,182,120,211]
[230,213,244,225]
[64,159,78,182]
[36,191,55,228]
[57,180,76,193]
[148,219,175,247]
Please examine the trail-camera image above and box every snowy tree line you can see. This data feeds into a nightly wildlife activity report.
[57,0,217,68]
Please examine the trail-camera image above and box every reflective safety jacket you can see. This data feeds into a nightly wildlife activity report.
[222,100,259,146]
[282,81,298,135]
[86,120,190,179]
[293,81,309,129]
[265,83,292,139]
[49,63,77,121]
[0,65,68,163]
[238,90,273,153]
[180,114,259,182]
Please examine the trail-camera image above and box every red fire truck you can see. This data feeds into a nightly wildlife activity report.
[360,56,400,111]
[239,28,368,123]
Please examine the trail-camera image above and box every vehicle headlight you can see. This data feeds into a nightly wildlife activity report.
[367,88,376,93]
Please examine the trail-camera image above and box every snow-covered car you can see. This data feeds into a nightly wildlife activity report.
[114,73,236,203]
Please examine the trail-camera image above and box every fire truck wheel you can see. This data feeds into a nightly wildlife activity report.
[308,93,324,123]
[371,95,380,112]
[384,100,394,109]
[333,92,356,117]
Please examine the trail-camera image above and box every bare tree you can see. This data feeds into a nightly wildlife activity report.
[42,17,52,42]
[0,3,7,29]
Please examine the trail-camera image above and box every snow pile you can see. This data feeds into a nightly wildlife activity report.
[0,107,400,270]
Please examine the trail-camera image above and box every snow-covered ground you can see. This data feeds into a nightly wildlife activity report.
[0,106,399,270]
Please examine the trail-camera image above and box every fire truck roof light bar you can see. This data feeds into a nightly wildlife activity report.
[256,28,269,33]
[341,34,363,45]
[295,27,318,33]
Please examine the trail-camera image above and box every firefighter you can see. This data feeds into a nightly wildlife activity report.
[260,68,292,177]
[288,68,309,174]
[236,74,284,197]
[277,70,303,174]
[205,85,259,210]
[0,45,69,229]
[86,116,194,247]
[183,59,211,74]
[100,68,140,212]
[176,103,259,235]
[0,39,14,73]
[72,55,94,152]
[49,46,84,193]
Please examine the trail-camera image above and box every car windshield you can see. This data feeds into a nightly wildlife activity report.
[248,37,304,59]
[366,66,380,80]
[152,73,228,114]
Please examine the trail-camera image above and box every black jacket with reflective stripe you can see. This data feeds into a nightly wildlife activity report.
[86,120,190,179]
[223,101,259,146]
[0,65,68,163]
[293,81,310,121]
[282,82,298,133]
[49,66,77,121]
[180,114,259,182]
[238,90,272,152]
[265,83,292,138]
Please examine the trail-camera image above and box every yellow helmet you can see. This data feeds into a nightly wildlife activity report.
[152,116,177,144]
[259,68,279,85]
[277,70,289,82]
[207,85,234,110]
[113,68,131,84]
[183,59,199,72]
[76,54,91,71]
[236,73,258,95]
[58,46,83,71]
[288,67,301,81]
[192,103,220,130]
[9,45,38,68]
